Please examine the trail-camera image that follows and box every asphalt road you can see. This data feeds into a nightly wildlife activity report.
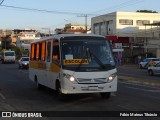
[117,64,160,80]
[0,63,160,120]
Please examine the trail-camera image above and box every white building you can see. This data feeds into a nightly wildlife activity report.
[91,12,160,63]
[16,32,41,47]
[92,11,160,36]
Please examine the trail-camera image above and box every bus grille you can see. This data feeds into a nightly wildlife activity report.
[77,78,106,84]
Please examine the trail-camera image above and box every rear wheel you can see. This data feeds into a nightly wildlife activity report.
[35,76,43,89]
[148,70,154,76]
[100,92,111,99]
[19,64,21,69]
[139,64,143,69]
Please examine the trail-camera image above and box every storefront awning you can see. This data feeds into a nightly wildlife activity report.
[105,36,129,43]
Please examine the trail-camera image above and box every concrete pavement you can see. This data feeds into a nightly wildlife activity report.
[117,64,160,88]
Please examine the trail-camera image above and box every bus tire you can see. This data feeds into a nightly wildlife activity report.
[35,76,43,89]
[2,60,4,64]
[100,92,111,99]
[148,70,154,76]
[56,81,65,101]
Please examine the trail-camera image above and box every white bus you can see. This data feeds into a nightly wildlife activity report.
[29,34,117,100]
[1,50,16,64]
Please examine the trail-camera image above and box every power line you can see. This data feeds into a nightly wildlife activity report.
[0,0,4,5]
[0,4,98,16]
[89,0,144,14]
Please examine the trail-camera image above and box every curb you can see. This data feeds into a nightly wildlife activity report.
[118,75,160,88]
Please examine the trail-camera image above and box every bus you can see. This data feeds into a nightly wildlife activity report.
[1,50,16,64]
[29,34,117,100]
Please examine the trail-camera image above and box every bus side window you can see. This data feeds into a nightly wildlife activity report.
[36,43,39,60]
[39,42,42,61]
[52,40,60,64]
[47,41,51,62]
[31,44,35,60]
[41,42,46,61]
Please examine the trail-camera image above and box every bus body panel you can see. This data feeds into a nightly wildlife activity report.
[29,34,117,98]
[61,69,117,94]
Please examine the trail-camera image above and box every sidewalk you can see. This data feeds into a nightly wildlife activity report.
[117,64,160,88]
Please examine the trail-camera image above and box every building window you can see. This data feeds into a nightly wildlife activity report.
[136,20,150,26]
[153,21,160,24]
[107,20,113,35]
[119,19,133,25]
[93,23,100,34]
[100,22,106,36]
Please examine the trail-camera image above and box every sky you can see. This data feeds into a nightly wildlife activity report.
[0,0,160,32]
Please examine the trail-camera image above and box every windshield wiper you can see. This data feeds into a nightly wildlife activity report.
[75,47,108,71]
[90,51,106,69]
[75,47,92,71]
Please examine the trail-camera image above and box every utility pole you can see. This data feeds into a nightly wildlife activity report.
[77,14,88,33]
[42,28,51,36]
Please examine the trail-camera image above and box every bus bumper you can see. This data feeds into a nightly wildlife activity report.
[61,78,117,94]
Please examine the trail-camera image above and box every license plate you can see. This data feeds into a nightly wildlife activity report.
[88,86,98,90]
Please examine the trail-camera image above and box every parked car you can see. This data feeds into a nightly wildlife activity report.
[148,62,160,76]
[18,57,29,69]
[139,58,160,69]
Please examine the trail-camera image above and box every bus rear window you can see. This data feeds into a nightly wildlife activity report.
[5,52,14,56]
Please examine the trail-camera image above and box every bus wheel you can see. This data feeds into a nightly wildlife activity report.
[56,81,65,101]
[148,70,154,76]
[100,92,111,99]
[35,76,43,89]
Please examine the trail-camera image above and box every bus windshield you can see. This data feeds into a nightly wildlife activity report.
[5,52,15,56]
[61,39,116,71]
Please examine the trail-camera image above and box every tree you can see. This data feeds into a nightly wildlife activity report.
[136,10,158,13]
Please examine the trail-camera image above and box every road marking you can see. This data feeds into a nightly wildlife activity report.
[119,81,160,89]
[118,73,135,76]
[0,93,6,100]
[125,86,160,93]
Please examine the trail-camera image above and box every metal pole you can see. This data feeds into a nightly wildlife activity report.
[85,15,87,32]
[145,25,147,58]
[77,14,88,33]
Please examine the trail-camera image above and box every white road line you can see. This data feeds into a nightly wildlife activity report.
[119,81,160,89]
[0,93,6,100]
[125,86,160,93]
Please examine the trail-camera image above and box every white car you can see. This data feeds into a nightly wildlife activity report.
[148,62,160,76]
[139,58,160,69]
[18,57,29,69]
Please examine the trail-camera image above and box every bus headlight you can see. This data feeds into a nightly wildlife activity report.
[63,74,78,84]
[107,73,117,82]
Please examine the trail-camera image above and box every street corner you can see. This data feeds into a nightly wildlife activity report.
[118,75,160,88]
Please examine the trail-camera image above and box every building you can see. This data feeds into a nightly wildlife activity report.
[11,29,41,50]
[64,23,89,33]
[91,12,160,63]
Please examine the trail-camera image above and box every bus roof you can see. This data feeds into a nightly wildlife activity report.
[31,33,105,44]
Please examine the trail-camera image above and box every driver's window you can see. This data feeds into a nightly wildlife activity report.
[52,40,60,64]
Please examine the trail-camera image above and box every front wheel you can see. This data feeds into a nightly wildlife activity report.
[139,64,143,69]
[56,81,66,101]
[148,70,154,76]
[100,92,111,99]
